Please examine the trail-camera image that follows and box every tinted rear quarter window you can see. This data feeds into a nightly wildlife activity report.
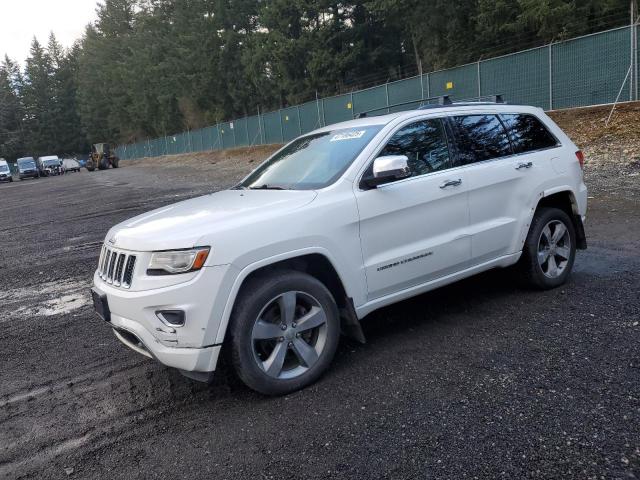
[500,114,559,153]
[452,115,512,164]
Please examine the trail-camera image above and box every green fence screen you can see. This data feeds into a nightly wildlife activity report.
[116,25,639,160]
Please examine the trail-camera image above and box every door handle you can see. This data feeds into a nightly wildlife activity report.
[439,179,462,189]
[515,161,533,170]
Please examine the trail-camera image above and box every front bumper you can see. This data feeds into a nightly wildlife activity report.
[93,264,235,374]
[110,315,222,372]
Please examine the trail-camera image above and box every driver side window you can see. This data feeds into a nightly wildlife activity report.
[379,119,452,177]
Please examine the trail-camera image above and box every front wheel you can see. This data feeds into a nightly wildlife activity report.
[227,270,340,395]
[518,207,576,289]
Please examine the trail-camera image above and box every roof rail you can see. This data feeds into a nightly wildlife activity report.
[356,94,506,119]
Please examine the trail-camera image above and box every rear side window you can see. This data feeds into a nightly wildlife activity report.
[378,118,452,177]
[500,114,559,153]
[452,115,512,164]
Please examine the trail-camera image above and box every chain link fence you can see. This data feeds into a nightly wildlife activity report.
[116,25,639,160]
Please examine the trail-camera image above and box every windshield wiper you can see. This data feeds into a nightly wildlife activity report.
[248,184,288,190]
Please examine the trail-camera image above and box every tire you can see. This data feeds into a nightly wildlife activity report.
[227,270,340,395]
[99,158,109,170]
[112,157,119,168]
[518,207,576,289]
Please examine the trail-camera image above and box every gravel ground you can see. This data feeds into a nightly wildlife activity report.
[1,128,639,480]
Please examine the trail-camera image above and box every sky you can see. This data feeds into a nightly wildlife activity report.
[0,0,99,64]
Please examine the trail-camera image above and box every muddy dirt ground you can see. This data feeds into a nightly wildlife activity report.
[0,107,639,479]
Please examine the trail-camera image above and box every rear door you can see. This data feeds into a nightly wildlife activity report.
[453,113,560,264]
[355,117,471,300]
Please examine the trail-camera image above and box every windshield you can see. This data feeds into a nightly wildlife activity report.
[239,126,383,190]
[0,165,8,172]
[19,160,36,169]
[43,160,59,167]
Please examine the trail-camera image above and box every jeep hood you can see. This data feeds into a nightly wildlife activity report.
[107,189,317,251]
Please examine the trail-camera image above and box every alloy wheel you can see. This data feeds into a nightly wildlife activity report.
[251,291,328,379]
[537,220,572,278]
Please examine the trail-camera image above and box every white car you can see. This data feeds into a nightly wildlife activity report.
[92,101,588,395]
[62,158,81,172]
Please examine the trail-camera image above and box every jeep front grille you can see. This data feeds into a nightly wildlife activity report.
[98,246,137,288]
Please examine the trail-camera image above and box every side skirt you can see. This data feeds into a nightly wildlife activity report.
[355,252,521,319]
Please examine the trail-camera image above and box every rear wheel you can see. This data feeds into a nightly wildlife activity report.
[227,270,340,395]
[98,158,109,170]
[518,207,576,289]
[111,157,119,168]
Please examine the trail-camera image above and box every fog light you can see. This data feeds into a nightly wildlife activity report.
[156,310,185,327]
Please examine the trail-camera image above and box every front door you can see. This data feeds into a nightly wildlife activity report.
[355,118,471,300]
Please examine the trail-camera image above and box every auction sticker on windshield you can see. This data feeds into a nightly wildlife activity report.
[330,130,366,142]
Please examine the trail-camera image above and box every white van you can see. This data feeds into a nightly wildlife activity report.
[0,159,13,183]
[38,155,62,176]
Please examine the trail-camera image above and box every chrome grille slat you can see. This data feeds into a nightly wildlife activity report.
[98,245,136,289]
[106,252,117,283]
[114,254,126,286]
[123,256,136,288]
[102,250,112,280]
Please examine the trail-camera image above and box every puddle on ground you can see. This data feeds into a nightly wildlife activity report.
[0,278,91,321]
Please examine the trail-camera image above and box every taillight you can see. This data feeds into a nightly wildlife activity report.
[575,150,585,169]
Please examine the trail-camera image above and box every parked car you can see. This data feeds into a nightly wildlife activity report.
[17,157,40,180]
[0,159,13,183]
[62,158,81,172]
[38,155,62,176]
[92,99,588,395]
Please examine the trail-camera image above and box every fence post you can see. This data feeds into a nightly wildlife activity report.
[232,122,237,147]
[633,23,640,101]
[425,73,430,99]
[477,60,482,99]
[548,43,553,110]
[279,110,284,143]
[350,91,354,119]
[385,83,390,113]
[296,105,302,135]
[631,5,635,101]
[259,107,265,145]
[315,91,322,128]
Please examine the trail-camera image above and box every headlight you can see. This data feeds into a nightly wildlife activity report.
[147,247,210,275]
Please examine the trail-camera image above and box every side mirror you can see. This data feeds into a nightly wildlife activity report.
[364,155,411,188]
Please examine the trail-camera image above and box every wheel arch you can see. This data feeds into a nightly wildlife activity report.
[214,249,365,345]
[535,188,587,249]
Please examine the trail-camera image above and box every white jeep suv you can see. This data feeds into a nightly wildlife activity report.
[92,101,587,395]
